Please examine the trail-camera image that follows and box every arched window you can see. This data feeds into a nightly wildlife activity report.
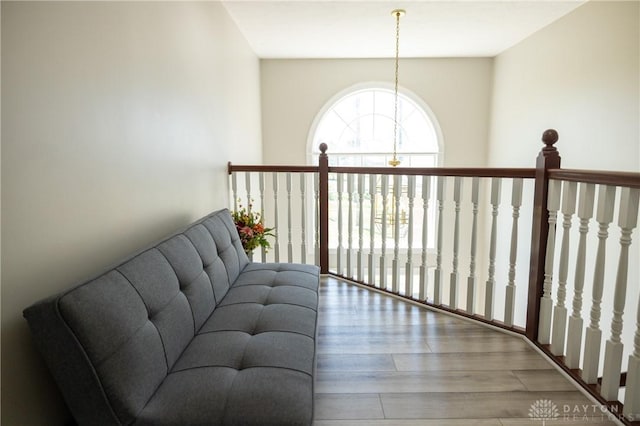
[308,85,442,251]
[309,86,442,166]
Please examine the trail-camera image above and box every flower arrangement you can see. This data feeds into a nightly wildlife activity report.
[231,206,275,255]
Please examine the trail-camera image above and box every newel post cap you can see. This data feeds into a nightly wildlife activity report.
[542,129,558,149]
[319,143,328,154]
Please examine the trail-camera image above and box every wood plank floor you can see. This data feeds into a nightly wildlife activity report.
[313,277,622,425]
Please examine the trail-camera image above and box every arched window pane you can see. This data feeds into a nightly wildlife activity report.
[312,87,440,164]
[309,86,442,250]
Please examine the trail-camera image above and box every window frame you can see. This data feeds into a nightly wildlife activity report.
[306,82,444,166]
[305,83,444,251]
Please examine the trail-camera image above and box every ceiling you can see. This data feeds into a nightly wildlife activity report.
[222,0,586,59]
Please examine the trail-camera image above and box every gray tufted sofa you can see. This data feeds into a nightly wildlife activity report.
[23,209,319,425]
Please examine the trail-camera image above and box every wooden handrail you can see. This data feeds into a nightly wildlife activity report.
[549,169,640,188]
[228,162,318,174]
[228,163,535,179]
[328,166,535,178]
[227,165,640,185]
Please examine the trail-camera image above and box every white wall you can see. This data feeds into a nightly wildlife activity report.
[489,1,639,171]
[260,58,493,166]
[1,2,262,424]
[488,0,639,358]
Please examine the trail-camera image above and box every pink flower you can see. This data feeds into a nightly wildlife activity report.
[241,226,253,238]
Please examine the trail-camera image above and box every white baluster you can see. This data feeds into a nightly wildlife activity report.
[314,172,320,266]
[624,189,640,417]
[380,174,390,290]
[484,177,502,320]
[467,177,480,314]
[347,174,355,278]
[450,176,463,309]
[231,172,238,212]
[565,183,595,368]
[337,173,344,275]
[538,179,562,344]
[272,173,280,263]
[392,175,402,293]
[551,181,577,356]
[246,172,252,213]
[504,178,523,326]
[259,172,266,263]
[246,173,255,261]
[601,187,640,401]
[286,172,293,263]
[625,292,640,419]
[369,174,377,286]
[300,173,307,264]
[420,175,432,301]
[405,175,416,298]
[434,176,446,305]
[582,185,616,383]
[357,174,365,282]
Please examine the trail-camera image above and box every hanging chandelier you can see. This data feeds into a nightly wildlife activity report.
[388,8,405,167]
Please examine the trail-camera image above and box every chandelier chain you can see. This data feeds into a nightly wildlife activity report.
[389,9,403,167]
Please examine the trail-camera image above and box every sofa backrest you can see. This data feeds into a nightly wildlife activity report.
[23,209,249,425]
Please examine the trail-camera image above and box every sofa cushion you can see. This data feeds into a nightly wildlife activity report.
[157,234,215,331]
[220,285,317,311]
[134,368,313,426]
[221,368,312,425]
[133,368,237,426]
[201,213,249,285]
[235,263,320,291]
[184,224,230,305]
[172,330,314,375]
[117,249,195,370]
[58,270,168,425]
[138,320,316,425]
[201,303,317,338]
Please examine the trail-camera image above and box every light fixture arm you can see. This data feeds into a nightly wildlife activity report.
[389,9,405,167]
